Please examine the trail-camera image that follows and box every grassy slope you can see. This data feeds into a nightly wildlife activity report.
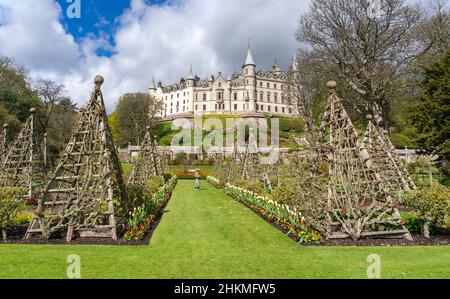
[0,181,449,278]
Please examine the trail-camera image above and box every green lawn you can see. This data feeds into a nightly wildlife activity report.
[0,180,449,279]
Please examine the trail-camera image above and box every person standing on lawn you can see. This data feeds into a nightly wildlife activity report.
[194,169,200,191]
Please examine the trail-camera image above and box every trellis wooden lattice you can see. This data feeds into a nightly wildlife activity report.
[25,76,129,241]
[0,123,8,163]
[127,129,165,186]
[0,109,46,196]
[363,120,416,197]
[317,81,412,241]
[239,130,272,191]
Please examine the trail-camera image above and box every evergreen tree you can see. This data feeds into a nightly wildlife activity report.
[411,50,450,160]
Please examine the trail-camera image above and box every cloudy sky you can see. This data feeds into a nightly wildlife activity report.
[0,0,311,112]
[0,0,435,112]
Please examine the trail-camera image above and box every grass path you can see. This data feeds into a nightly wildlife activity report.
[0,180,449,278]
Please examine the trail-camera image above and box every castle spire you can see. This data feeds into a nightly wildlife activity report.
[244,41,255,66]
[187,63,194,80]
[150,76,157,91]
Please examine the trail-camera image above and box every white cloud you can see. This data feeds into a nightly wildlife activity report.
[0,0,310,112]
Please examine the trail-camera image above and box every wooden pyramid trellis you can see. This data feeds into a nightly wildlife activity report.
[25,76,129,241]
[239,130,272,191]
[127,128,165,187]
[363,119,416,197]
[0,123,8,163]
[0,109,46,197]
[317,81,412,241]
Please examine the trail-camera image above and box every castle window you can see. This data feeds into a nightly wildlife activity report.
[260,93,263,101]
[234,104,237,110]
[268,106,271,112]
[260,82,262,87]
[275,106,278,112]
[234,93,237,100]
[267,93,271,102]
[170,109,173,113]
[171,94,173,99]
[217,92,223,101]
[274,93,278,103]
[195,105,198,110]
[274,84,277,89]
[219,82,222,88]
[289,108,292,113]
[282,107,285,113]
[246,69,248,75]
[261,105,264,111]
[215,104,217,110]
[195,94,198,102]
[256,104,259,111]
[203,105,207,111]
[203,94,206,101]
[267,83,270,88]
[177,93,179,98]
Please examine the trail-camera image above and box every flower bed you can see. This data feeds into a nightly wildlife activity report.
[124,176,178,241]
[224,183,322,243]
[206,176,221,188]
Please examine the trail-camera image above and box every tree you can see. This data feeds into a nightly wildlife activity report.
[410,50,450,161]
[0,56,40,125]
[415,0,450,63]
[33,79,66,133]
[296,0,422,127]
[114,93,164,147]
[46,98,79,165]
[284,54,330,146]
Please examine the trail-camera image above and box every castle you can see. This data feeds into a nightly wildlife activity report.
[149,47,296,119]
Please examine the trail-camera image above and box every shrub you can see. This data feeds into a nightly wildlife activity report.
[403,184,450,236]
[13,211,34,225]
[232,179,264,194]
[0,187,26,240]
[143,176,166,198]
[401,211,438,235]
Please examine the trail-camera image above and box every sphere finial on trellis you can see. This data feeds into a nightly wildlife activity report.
[29,107,37,114]
[94,75,104,87]
[366,114,373,120]
[327,80,337,89]
[3,123,8,129]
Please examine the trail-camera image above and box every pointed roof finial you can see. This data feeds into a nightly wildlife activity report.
[244,39,255,66]
[150,76,157,90]
[187,63,194,80]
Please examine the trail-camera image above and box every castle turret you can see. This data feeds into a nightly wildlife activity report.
[186,64,195,88]
[272,58,283,75]
[243,44,257,112]
[149,77,157,96]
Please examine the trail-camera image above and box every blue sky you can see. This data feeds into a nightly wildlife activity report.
[57,0,132,56]
[56,0,170,56]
